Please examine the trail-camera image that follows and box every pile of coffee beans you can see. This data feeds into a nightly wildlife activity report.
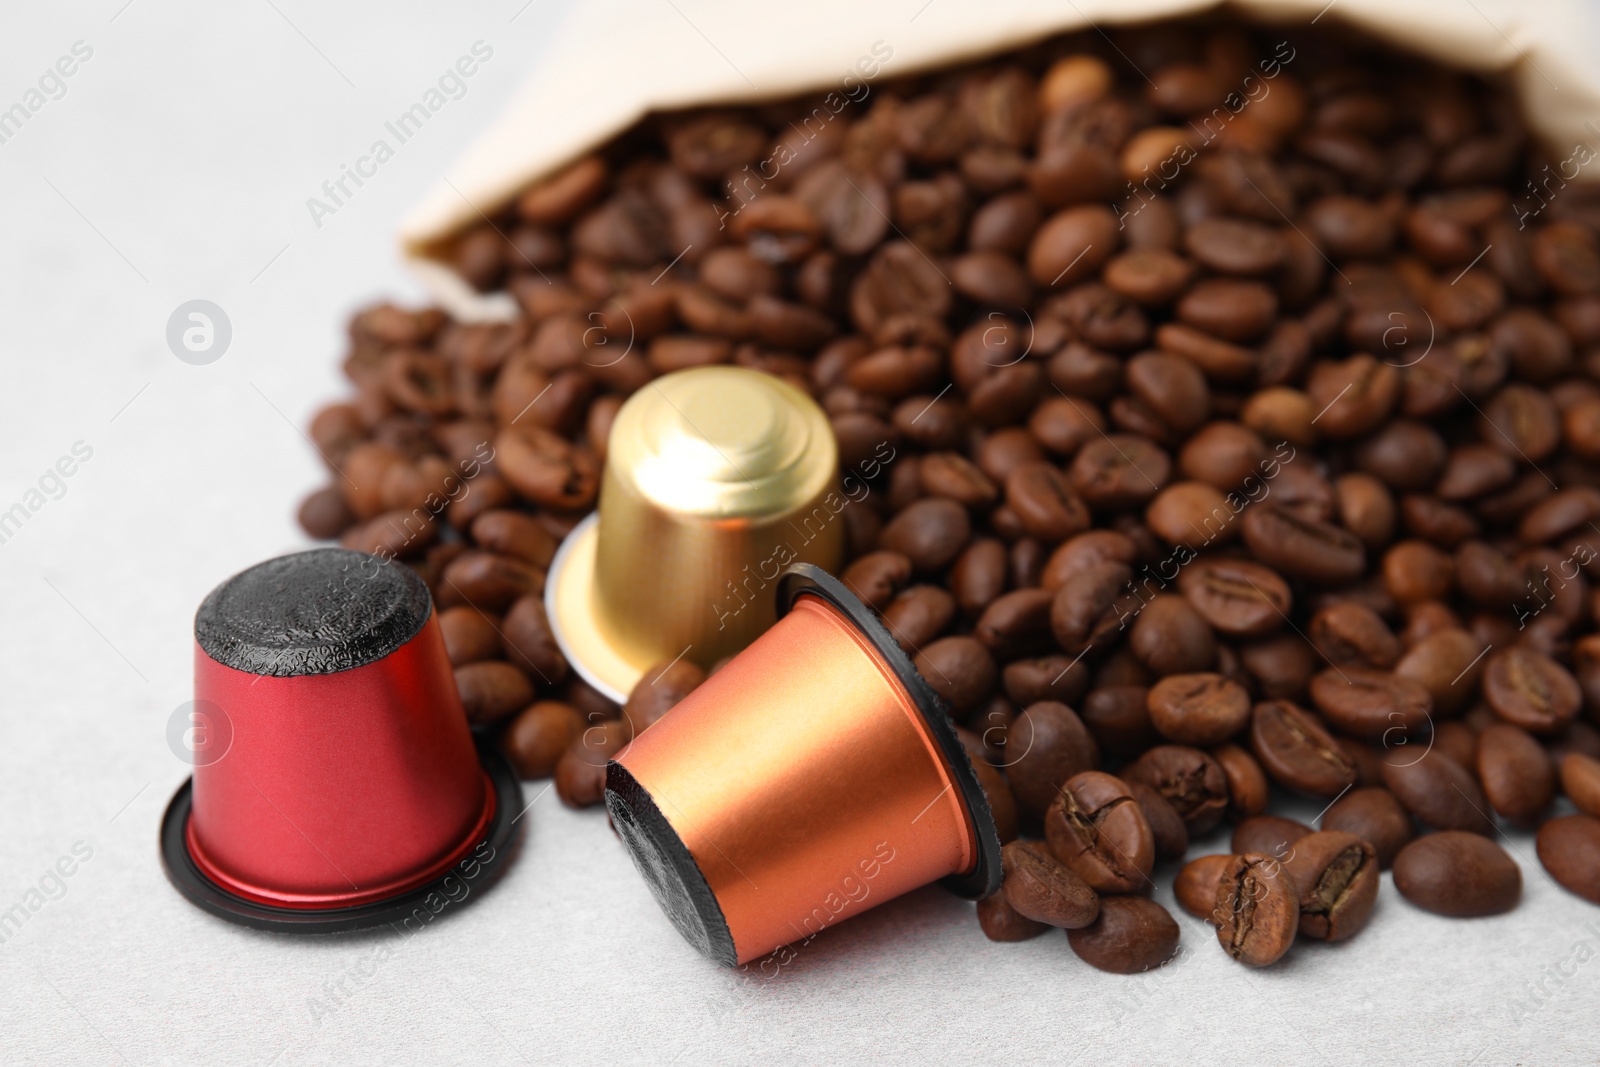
[296,15,1600,972]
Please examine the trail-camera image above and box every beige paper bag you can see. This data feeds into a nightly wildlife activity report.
[399,0,1600,321]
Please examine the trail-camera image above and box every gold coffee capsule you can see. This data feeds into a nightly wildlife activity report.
[545,366,845,701]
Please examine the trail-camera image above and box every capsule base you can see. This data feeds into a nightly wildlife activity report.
[605,761,737,966]
[159,741,522,933]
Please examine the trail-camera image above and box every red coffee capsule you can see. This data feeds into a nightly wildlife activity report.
[160,548,521,931]
[606,563,1002,965]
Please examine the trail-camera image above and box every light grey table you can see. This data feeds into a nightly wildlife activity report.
[1,2,1596,1063]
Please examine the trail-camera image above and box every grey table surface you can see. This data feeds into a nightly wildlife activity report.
[2,2,1598,1064]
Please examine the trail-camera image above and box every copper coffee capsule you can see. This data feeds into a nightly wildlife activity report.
[606,563,1003,965]
[545,366,845,702]
[160,548,521,931]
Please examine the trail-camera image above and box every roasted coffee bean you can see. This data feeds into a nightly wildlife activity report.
[977,889,1049,941]
[1214,742,1270,817]
[1379,751,1495,835]
[1045,771,1156,893]
[1560,753,1600,818]
[1476,723,1555,821]
[1006,462,1091,543]
[1536,814,1600,905]
[1176,853,1232,919]
[1214,853,1299,967]
[1394,628,1486,714]
[1308,668,1432,741]
[298,486,356,539]
[1000,840,1101,928]
[1050,561,1134,655]
[1393,832,1521,917]
[1321,787,1414,868]
[1069,435,1172,509]
[1308,601,1399,669]
[915,636,998,719]
[1241,504,1366,585]
[439,606,503,666]
[1146,673,1250,746]
[1482,646,1581,735]
[1003,654,1091,709]
[883,585,957,651]
[1231,815,1311,860]
[880,498,972,571]
[502,700,585,778]
[623,658,707,736]
[1177,558,1292,638]
[1281,831,1380,941]
[442,550,543,612]
[454,661,535,726]
[1080,686,1159,757]
[501,594,569,683]
[555,720,631,808]
[470,509,559,567]
[840,551,912,610]
[1007,701,1100,820]
[1124,745,1229,835]
[1066,896,1181,975]
[1130,596,1217,675]
[1127,779,1188,862]
[975,589,1054,659]
[1250,700,1358,797]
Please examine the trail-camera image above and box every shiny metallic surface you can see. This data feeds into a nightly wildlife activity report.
[185,615,494,908]
[613,593,982,964]
[548,366,844,700]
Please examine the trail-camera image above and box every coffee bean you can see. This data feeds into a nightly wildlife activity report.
[439,606,503,666]
[1177,558,1292,638]
[1130,596,1217,675]
[977,889,1049,941]
[1176,854,1232,920]
[1028,205,1118,288]
[1476,723,1555,821]
[1483,646,1581,735]
[1250,700,1358,797]
[1127,779,1188,862]
[1005,462,1091,542]
[1214,742,1271,818]
[1536,814,1600,905]
[1241,503,1366,585]
[880,498,972,571]
[1281,831,1380,941]
[443,550,544,612]
[1007,701,1100,820]
[1050,561,1134,654]
[1393,832,1521,917]
[1067,895,1180,974]
[1308,668,1432,741]
[555,720,631,808]
[502,700,585,778]
[1185,217,1286,276]
[1146,673,1250,746]
[1379,751,1495,834]
[1214,853,1299,966]
[840,551,913,610]
[501,594,569,684]
[883,585,957,651]
[915,636,998,719]
[975,589,1054,659]
[973,757,1020,844]
[1124,745,1229,835]
[1321,787,1414,868]
[1559,753,1600,818]
[1308,601,1399,669]
[454,661,534,726]
[298,486,356,540]
[1393,628,1486,714]
[1069,434,1172,509]
[1002,839,1101,928]
[1231,815,1312,860]
[1044,771,1155,893]
[623,658,706,736]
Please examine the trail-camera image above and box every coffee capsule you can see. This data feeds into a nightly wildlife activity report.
[545,366,845,702]
[606,563,1002,965]
[160,548,520,931]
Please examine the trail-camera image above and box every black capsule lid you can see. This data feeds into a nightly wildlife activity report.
[194,548,431,677]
